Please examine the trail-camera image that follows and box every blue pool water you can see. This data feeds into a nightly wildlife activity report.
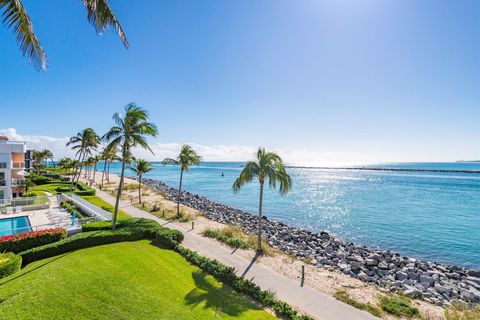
[105,161,480,267]
[0,216,32,236]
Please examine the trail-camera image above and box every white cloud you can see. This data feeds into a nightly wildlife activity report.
[0,128,372,166]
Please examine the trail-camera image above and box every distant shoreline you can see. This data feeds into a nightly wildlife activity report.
[285,166,480,174]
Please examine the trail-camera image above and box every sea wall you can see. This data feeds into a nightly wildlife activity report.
[141,177,480,307]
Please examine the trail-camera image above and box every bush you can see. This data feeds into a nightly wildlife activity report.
[380,295,419,317]
[74,182,96,196]
[0,252,22,279]
[31,175,52,185]
[0,228,67,253]
[445,304,480,320]
[202,227,252,249]
[56,186,73,193]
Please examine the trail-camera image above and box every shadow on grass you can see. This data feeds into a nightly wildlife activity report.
[0,252,73,286]
[185,270,262,317]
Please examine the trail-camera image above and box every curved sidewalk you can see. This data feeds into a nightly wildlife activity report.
[94,188,379,320]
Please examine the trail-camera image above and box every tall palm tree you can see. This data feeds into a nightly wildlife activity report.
[58,157,74,176]
[66,128,100,190]
[1,0,128,71]
[162,145,201,217]
[233,148,292,253]
[103,103,157,229]
[128,159,152,203]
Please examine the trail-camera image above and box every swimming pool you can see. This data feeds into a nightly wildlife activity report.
[0,216,32,236]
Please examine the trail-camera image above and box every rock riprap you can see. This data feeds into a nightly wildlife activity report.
[140,177,480,306]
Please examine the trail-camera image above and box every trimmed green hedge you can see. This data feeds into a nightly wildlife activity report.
[0,228,67,253]
[0,252,22,279]
[74,182,96,196]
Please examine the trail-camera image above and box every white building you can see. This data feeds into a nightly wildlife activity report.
[0,136,27,200]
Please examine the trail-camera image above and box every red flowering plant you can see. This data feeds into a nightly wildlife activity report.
[0,228,67,253]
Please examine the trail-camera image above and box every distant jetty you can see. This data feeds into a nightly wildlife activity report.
[285,166,480,174]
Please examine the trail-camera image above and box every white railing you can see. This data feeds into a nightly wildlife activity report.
[12,162,25,169]
[0,196,50,214]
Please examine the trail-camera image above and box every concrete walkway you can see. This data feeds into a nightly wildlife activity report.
[94,189,378,320]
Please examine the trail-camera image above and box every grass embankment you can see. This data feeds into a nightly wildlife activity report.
[0,241,275,320]
[202,226,273,255]
[31,183,71,194]
[334,290,421,319]
[80,195,131,220]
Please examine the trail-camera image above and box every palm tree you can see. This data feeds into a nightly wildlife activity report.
[1,0,128,71]
[66,128,100,190]
[103,103,157,229]
[128,159,152,203]
[162,145,201,217]
[58,157,74,176]
[100,145,116,188]
[233,148,292,253]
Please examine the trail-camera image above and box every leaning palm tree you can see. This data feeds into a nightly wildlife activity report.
[162,145,201,217]
[233,148,292,253]
[1,0,128,71]
[128,159,152,203]
[103,103,158,229]
[66,128,100,190]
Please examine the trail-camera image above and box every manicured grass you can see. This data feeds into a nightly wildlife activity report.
[0,241,275,320]
[81,195,132,220]
[31,183,71,194]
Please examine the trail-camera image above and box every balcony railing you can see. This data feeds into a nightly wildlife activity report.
[11,179,25,187]
[12,162,25,169]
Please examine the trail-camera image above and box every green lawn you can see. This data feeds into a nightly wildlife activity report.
[0,241,275,320]
[31,183,71,194]
[80,195,131,220]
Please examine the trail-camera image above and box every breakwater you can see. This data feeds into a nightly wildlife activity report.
[141,177,480,307]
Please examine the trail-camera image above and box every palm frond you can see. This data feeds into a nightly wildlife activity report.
[1,0,47,71]
[82,0,129,48]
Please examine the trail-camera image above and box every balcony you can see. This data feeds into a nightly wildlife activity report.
[12,162,25,169]
[11,179,25,187]
[0,180,6,187]
[0,163,6,169]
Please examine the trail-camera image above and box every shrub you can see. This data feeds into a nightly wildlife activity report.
[82,218,160,234]
[0,252,22,279]
[380,295,419,317]
[74,182,96,196]
[31,175,52,185]
[202,227,251,249]
[0,228,67,253]
[56,186,73,193]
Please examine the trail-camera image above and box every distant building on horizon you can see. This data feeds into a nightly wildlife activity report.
[0,136,27,200]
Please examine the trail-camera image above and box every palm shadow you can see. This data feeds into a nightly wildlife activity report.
[184,270,262,316]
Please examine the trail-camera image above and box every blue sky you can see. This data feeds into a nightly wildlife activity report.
[0,0,479,164]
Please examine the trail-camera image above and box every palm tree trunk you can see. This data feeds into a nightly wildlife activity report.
[138,174,142,203]
[72,151,82,183]
[257,182,264,253]
[107,161,111,182]
[93,162,97,183]
[177,169,183,216]
[101,160,107,189]
[112,158,126,230]
[74,152,86,190]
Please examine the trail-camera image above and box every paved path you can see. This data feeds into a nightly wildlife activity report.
[94,189,378,320]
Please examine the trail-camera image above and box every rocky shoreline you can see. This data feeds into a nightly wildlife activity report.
[141,177,480,307]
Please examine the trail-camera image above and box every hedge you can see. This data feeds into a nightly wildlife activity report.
[0,228,67,253]
[0,252,22,279]
[74,182,96,196]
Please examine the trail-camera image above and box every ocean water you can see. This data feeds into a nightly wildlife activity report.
[106,161,480,268]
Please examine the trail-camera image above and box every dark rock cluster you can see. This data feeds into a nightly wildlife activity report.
[141,177,480,306]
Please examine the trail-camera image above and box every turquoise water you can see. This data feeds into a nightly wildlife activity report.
[107,161,480,267]
[0,216,32,236]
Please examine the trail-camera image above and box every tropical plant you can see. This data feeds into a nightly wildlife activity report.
[232,148,292,253]
[128,159,152,203]
[162,145,201,217]
[0,0,128,71]
[103,103,157,229]
[32,149,54,168]
[66,128,100,190]
[58,157,74,176]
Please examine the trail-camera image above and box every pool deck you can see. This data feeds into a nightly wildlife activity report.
[0,196,81,234]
